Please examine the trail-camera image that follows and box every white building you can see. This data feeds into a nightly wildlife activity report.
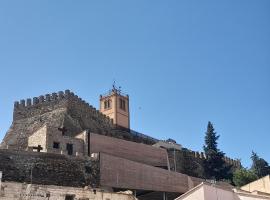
[175,182,270,200]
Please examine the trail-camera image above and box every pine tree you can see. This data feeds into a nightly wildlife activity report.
[203,121,232,181]
[251,151,270,178]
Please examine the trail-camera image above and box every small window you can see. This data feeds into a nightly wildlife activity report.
[65,194,75,200]
[85,166,92,174]
[53,142,60,149]
[66,143,73,155]
[120,99,126,111]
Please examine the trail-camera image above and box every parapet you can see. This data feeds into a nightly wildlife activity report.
[174,149,241,168]
[14,90,71,109]
[13,90,113,125]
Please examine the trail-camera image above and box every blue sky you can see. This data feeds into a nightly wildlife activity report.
[0,1,269,167]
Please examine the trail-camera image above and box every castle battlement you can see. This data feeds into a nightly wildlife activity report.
[13,90,112,125]
[179,149,241,168]
[14,90,74,108]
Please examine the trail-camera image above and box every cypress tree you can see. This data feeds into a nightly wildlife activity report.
[251,151,270,178]
[203,121,232,181]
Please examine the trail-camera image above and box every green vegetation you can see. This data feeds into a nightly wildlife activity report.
[203,121,233,181]
[232,152,270,187]
[233,168,258,187]
[171,121,269,186]
[251,151,270,178]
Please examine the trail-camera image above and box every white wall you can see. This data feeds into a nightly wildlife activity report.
[1,181,137,200]
[176,183,270,200]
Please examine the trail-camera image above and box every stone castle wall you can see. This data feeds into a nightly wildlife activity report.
[0,149,99,187]
[1,90,115,150]
[2,89,158,150]
[13,90,112,127]
[167,148,241,178]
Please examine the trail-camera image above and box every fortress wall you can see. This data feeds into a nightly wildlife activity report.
[99,153,200,193]
[167,149,241,175]
[66,92,113,132]
[0,149,99,187]
[13,91,69,121]
[90,133,168,167]
[7,89,156,148]
[13,90,112,127]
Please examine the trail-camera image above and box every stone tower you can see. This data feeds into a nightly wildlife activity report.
[100,86,130,129]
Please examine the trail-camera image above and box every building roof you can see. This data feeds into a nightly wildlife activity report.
[176,182,270,200]
[241,175,270,194]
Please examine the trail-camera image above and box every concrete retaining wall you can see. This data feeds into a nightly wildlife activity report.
[90,133,168,167]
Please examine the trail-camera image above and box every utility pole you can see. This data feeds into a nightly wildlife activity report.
[174,147,176,171]
[0,171,2,196]
[163,192,167,200]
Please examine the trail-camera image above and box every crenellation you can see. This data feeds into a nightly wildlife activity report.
[33,97,39,105]
[200,152,205,159]
[20,99,25,107]
[39,95,45,103]
[45,94,51,101]
[14,101,19,108]
[51,92,57,100]
[58,91,64,99]
[26,98,32,106]
[64,89,71,96]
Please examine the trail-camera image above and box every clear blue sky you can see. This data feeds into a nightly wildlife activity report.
[0,1,269,167]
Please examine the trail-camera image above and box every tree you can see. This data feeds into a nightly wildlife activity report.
[233,168,258,187]
[251,151,270,178]
[203,121,232,180]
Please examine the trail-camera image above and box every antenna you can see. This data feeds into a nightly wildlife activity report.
[112,81,116,90]
[112,81,122,94]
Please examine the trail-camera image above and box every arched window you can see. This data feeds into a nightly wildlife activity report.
[108,99,111,108]
[104,99,112,109]
[104,101,108,109]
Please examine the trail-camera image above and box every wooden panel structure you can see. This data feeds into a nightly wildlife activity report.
[90,133,168,167]
[99,153,202,193]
